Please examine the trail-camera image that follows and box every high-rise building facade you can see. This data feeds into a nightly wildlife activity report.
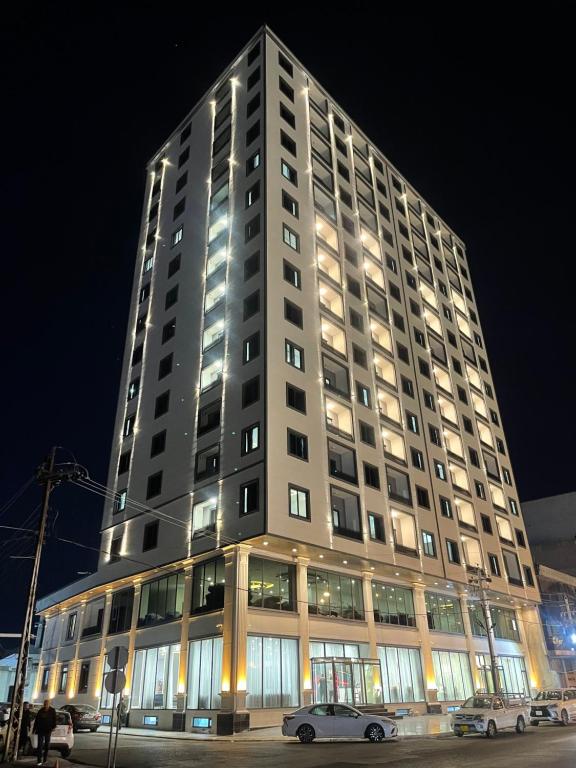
[36,27,552,731]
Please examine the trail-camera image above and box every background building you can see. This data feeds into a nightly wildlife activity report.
[523,492,576,576]
[35,27,552,732]
[535,564,576,687]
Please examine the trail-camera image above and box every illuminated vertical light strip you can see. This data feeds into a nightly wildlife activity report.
[215,76,239,549]
[188,94,219,556]
[105,152,169,561]
[304,84,334,550]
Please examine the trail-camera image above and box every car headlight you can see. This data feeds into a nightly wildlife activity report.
[473,716,484,721]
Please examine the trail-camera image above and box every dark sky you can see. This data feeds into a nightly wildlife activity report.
[1,6,574,635]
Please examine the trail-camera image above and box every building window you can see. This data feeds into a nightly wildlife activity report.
[386,466,412,504]
[241,423,260,455]
[247,66,261,89]
[411,448,425,471]
[243,290,260,320]
[118,450,131,475]
[65,613,77,641]
[439,496,453,518]
[282,190,299,217]
[197,401,221,437]
[109,536,122,563]
[194,444,219,482]
[81,597,105,638]
[284,299,303,327]
[245,215,261,242]
[356,382,371,407]
[146,472,162,499]
[481,514,493,534]
[283,224,300,251]
[429,425,441,446]
[307,567,364,619]
[280,130,296,156]
[285,339,304,370]
[416,486,430,508]
[132,345,143,366]
[422,531,436,557]
[524,566,535,587]
[287,429,308,460]
[368,512,385,542]
[162,319,176,344]
[172,226,183,246]
[246,636,299,708]
[155,391,170,418]
[446,539,461,564]
[469,605,520,641]
[432,650,473,702]
[58,665,68,694]
[243,332,260,364]
[488,553,501,577]
[245,181,260,207]
[190,556,225,614]
[283,260,301,288]
[434,460,447,481]
[77,662,90,694]
[128,378,140,401]
[328,440,357,483]
[364,463,380,489]
[240,480,259,516]
[242,376,260,407]
[331,486,362,540]
[377,646,425,703]
[244,251,260,280]
[246,150,261,175]
[426,592,464,633]
[286,383,306,413]
[281,159,297,185]
[186,636,223,710]
[158,353,173,380]
[108,588,134,633]
[248,557,295,611]
[129,643,181,710]
[289,485,310,519]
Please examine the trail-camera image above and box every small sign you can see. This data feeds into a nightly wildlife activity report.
[106,646,128,670]
[104,669,126,694]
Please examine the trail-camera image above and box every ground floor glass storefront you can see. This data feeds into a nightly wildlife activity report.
[476,653,530,696]
[432,650,474,702]
[377,646,425,703]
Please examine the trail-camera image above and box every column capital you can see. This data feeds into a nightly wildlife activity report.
[361,570,374,581]
[222,542,252,560]
[296,556,310,567]
[411,581,426,592]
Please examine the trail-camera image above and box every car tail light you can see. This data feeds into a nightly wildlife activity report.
[283,715,294,723]
[68,725,72,734]
[95,713,101,720]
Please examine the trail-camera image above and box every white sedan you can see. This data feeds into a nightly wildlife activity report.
[282,703,398,743]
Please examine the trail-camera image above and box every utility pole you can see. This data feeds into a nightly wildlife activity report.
[2,448,81,764]
[469,566,500,695]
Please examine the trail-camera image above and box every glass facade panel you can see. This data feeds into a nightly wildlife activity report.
[246,636,299,709]
[248,556,295,611]
[372,583,416,627]
[187,636,223,710]
[469,605,520,641]
[425,591,464,634]
[432,650,474,701]
[191,557,226,614]
[378,646,425,703]
[128,643,180,710]
[307,568,364,619]
[138,573,185,627]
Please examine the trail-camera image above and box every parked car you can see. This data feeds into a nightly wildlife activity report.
[282,703,398,743]
[452,693,530,737]
[25,709,74,758]
[530,688,576,726]
[59,703,102,732]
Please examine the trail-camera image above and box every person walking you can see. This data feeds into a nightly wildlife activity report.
[19,701,32,754]
[32,699,56,766]
[116,697,127,729]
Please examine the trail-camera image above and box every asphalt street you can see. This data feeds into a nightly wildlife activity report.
[61,726,576,768]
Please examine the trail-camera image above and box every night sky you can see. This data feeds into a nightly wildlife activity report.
[1,7,573,636]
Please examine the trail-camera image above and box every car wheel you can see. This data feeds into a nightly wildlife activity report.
[60,747,71,758]
[366,724,385,743]
[561,709,569,726]
[486,720,497,738]
[456,731,464,737]
[530,720,539,726]
[296,724,315,743]
[91,727,99,732]
[515,716,525,734]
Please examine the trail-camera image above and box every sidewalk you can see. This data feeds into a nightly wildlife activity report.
[86,713,453,741]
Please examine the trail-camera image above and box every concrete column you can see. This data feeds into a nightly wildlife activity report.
[176,567,193,710]
[69,602,87,697]
[412,584,437,703]
[296,557,312,705]
[95,591,114,701]
[49,613,66,699]
[220,543,251,715]
[459,593,480,690]
[361,571,378,658]
[124,583,141,695]
[519,604,557,690]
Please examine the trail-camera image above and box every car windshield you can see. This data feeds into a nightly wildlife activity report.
[462,696,493,709]
[56,712,71,725]
[535,690,562,701]
[73,705,96,713]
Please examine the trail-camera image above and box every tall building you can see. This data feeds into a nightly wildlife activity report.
[534,564,576,688]
[36,27,552,732]
[522,492,576,576]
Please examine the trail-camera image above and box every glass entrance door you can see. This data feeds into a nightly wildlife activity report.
[311,658,383,706]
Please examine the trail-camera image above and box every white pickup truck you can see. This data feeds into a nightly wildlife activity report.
[451,693,531,737]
